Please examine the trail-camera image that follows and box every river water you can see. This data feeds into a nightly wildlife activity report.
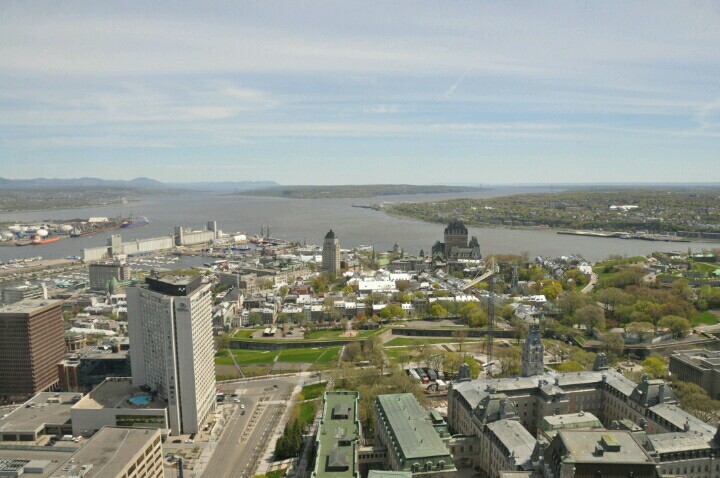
[1,188,718,263]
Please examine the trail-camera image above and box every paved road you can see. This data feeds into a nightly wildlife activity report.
[581,272,598,294]
[202,377,298,478]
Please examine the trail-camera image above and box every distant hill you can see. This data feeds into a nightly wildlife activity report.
[166,181,278,191]
[0,177,277,191]
[240,184,484,199]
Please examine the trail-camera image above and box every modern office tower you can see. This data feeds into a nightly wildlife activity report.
[522,323,544,377]
[88,260,131,291]
[322,229,340,274]
[0,299,65,400]
[127,275,215,435]
[443,220,469,257]
[1,283,46,304]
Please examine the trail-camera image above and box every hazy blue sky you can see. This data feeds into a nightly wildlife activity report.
[1,1,719,184]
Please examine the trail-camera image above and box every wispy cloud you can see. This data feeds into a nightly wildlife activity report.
[444,72,467,97]
[1,1,720,182]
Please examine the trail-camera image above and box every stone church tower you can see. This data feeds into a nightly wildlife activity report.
[522,324,544,377]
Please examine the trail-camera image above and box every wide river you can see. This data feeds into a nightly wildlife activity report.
[1,188,718,262]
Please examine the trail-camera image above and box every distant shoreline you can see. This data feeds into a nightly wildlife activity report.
[380,209,720,245]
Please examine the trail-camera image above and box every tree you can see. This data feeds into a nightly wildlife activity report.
[495,347,522,377]
[462,355,481,379]
[427,353,445,374]
[641,356,668,379]
[452,330,468,353]
[575,305,605,333]
[511,318,529,345]
[658,315,691,339]
[625,321,655,342]
[559,292,591,319]
[429,303,448,318]
[556,361,584,373]
[380,304,404,320]
[595,287,628,312]
[343,342,363,363]
[396,280,412,292]
[248,311,263,326]
[538,279,563,300]
[672,380,720,423]
[442,352,464,377]
[600,332,624,361]
[214,333,230,351]
[569,349,596,370]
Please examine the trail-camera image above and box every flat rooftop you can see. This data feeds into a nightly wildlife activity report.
[648,432,713,454]
[312,391,360,478]
[375,393,451,461]
[0,427,160,478]
[0,392,80,434]
[54,427,161,478]
[73,378,165,410]
[539,412,602,431]
[557,430,653,464]
[0,299,62,315]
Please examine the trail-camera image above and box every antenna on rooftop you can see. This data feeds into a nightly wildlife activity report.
[487,276,495,377]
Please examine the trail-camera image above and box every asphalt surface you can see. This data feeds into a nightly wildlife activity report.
[202,377,298,478]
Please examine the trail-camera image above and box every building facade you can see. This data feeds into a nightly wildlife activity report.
[443,221,468,257]
[374,393,455,476]
[1,284,45,305]
[89,260,131,291]
[0,299,65,400]
[310,391,361,478]
[447,340,720,477]
[669,349,720,400]
[127,275,215,435]
[322,229,341,275]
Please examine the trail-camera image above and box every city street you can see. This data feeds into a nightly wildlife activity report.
[202,376,299,478]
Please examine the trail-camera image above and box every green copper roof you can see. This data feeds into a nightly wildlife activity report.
[310,391,360,478]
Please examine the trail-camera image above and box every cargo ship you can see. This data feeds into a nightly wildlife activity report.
[32,235,61,245]
[121,215,150,229]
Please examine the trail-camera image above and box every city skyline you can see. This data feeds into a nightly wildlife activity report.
[2,1,720,184]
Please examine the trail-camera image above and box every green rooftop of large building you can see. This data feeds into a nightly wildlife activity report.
[310,391,360,478]
[375,393,454,473]
[367,472,412,478]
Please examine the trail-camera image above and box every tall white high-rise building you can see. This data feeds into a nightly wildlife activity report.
[127,275,216,435]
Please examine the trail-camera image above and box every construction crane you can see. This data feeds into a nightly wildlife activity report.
[461,257,500,377]
[461,257,499,291]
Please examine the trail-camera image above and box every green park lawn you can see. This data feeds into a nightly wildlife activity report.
[384,337,483,347]
[216,345,342,367]
[298,382,327,401]
[303,328,384,340]
[691,311,719,326]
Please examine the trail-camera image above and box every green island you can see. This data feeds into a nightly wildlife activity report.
[238,184,482,199]
[0,188,135,213]
[382,188,720,236]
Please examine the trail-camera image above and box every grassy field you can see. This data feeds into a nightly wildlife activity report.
[295,400,320,428]
[216,346,341,366]
[298,382,327,401]
[303,328,383,340]
[384,337,483,346]
[277,347,341,363]
[254,469,286,478]
[692,311,719,326]
[384,346,417,361]
[215,349,277,365]
[233,329,260,338]
[690,262,720,274]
